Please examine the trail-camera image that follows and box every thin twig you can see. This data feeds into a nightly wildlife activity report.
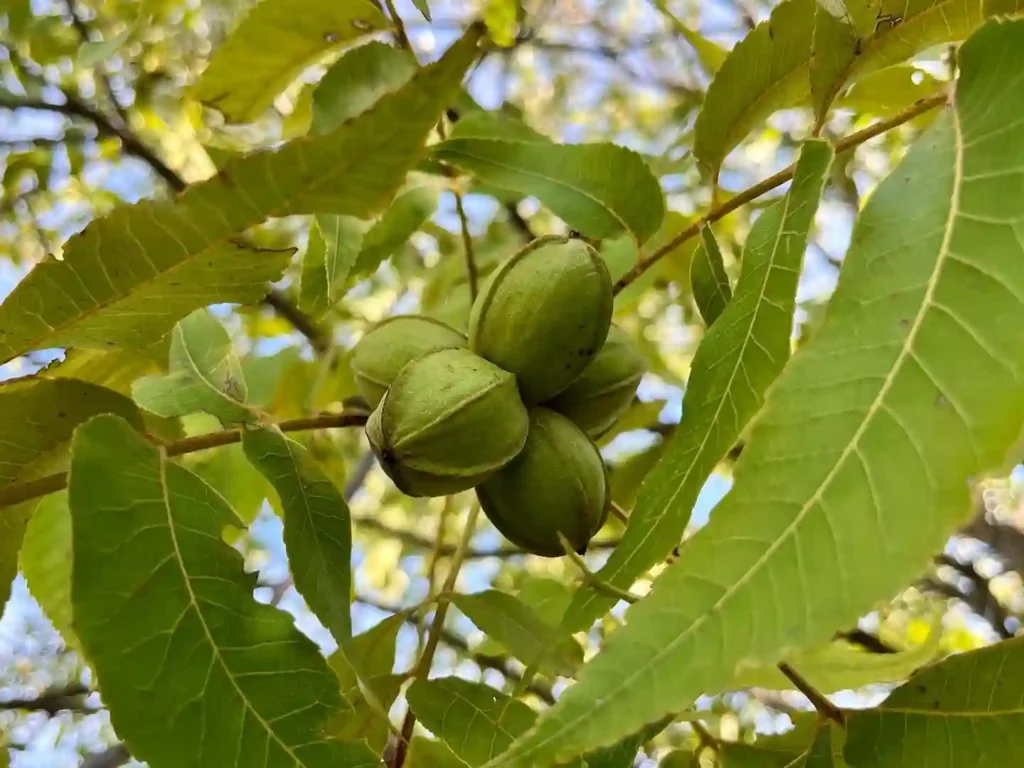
[612,91,950,295]
[419,497,456,652]
[0,411,368,511]
[609,500,630,525]
[81,744,131,768]
[262,288,331,353]
[65,0,132,128]
[0,682,92,714]
[560,533,639,604]
[391,504,482,768]
[355,596,555,704]
[454,191,479,300]
[383,0,415,54]
[777,661,845,726]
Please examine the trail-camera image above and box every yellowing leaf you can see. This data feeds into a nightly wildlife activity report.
[0,27,481,365]
[68,415,378,768]
[194,0,388,123]
[489,21,1024,764]
[562,141,833,634]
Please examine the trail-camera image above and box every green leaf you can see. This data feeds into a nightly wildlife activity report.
[690,225,732,327]
[193,0,389,123]
[406,678,537,767]
[844,635,1024,766]
[410,737,465,768]
[354,180,440,278]
[602,212,698,311]
[817,0,881,36]
[435,116,665,243]
[41,347,164,395]
[811,0,1024,126]
[693,0,815,177]
[0,376,143,488]
[243,425,352,642]
[67,415,378,768]
[608,441,668,509]
[515,577,574,628]
[188,443,269,526]
[562,140,833,634]
[582,716,673,768]
[810,6,860,127]
[717,721,839,766]
[411,0,432,21]
[311,41,417,136]
[733,616,942,692]
[491,21,1024,764]
[326,614,405,753]
[299,214,365,318]
[0,27,481,365]
[0,376,143,609]
[132,310,254,426]
[20,492,79,650]
[838,65,942,117]
[451,590,583,677]
[329,614,404,690]
[653,1,728,73]
[77,26,133,67]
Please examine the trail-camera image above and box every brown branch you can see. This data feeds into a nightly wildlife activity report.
[929,554,1014,639]
[455,191,479,300]
[777,662,845,726]
[262,288,331,354]
[612,91,950,295]
[0,682,92,714]
[0,411,368,511]
[81,745,131,768]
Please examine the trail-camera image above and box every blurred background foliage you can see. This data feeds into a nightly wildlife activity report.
[0,0,1020,766]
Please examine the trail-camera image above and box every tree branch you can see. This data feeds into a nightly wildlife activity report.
[0,410,368,511]
[81,744,131,768]
[0,682,92,714]
[65,0,133,129]
[612,91,950,294]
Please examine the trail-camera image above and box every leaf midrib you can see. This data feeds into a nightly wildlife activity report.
[175,323,250,415]
[511,120,961,765]
[157,447,313,766]
[280,435,348,634]
[572,168,799,622]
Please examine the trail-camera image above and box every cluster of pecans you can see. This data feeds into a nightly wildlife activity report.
[351,235,644,557]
